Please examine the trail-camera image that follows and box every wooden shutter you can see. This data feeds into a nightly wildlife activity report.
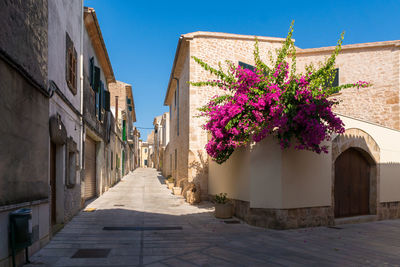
[98,81,103,121]
[89,57,94,86]
[65,32,77,95]
[104,90,110,111]
[93,66,100,92]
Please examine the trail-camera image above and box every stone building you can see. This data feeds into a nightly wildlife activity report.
[82,6,117,202]
[164,32,284,199]
[147,130,155,168]
[0,0,50,265]
[160,112,171,177]
[48,0,83,234]
[140,142,150,167]
[109,80,138,174]
[164,31,400,228]
[153,112,170,172]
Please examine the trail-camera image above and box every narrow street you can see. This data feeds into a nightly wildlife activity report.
[28,168,400,266]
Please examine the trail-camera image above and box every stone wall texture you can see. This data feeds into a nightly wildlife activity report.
[166,33,400,215]
[297,44,400,130]
[0,59,49,206]
[231,198,334,230]
[0,0,48,88]
[0,0,49,206]
[168,33,285,199]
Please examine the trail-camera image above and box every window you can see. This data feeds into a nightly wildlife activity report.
[325,68,339,92]
[239,61,256,72]
[93,66,100,92]
[66,32,77,95]
[332,68,339,87]
[89,57,94,87]
[174,149,177,170]
[96,81,105,122]
[145,148,147,153]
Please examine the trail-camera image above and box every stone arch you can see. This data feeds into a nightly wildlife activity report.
[331,128,380,217]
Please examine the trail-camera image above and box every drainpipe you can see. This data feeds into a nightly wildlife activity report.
[79,0,84,174]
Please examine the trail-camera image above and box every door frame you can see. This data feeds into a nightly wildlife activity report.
[331,128,380,218]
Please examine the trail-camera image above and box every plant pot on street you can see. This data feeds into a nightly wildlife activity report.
[173,187,182,195]
[215,203,233,219]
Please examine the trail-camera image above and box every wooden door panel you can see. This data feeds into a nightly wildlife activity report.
[335,148,370,218]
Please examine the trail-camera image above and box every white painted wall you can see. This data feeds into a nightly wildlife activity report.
[340,115,400,203]
[208,115,400,209]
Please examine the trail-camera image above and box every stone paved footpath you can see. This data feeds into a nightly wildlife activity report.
[27,168,400,266]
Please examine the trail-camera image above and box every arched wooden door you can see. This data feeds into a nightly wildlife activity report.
[334,148,370,218]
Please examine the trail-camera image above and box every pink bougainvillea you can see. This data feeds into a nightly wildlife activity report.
[191,22,370,164]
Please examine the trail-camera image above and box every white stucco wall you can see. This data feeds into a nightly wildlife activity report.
[208,115,400,209]
[340,115,400,203]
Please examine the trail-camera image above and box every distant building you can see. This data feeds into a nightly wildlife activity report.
[109,80,138,173]
[153,112,170,172]
[140,142,150,167]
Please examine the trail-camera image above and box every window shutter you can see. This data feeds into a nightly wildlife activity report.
[238,61,256,72]
[65,33,72,88]
[93,66,100,92]
[89,57,94,86]
[101,82,105,109]
[98,81,103,121]
[104,90,110,111]
[72,48,77,94]
[332,68,339,87]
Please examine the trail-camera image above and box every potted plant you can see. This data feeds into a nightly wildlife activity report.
[173,186,182,195]
[214,193,232,219]
[167,177,175,189]
[165,175,172,187]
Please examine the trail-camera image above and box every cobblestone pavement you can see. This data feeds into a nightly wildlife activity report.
[27,168,400,266]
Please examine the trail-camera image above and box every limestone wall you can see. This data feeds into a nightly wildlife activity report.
[187,34,284,197]
[297,44,400,130]
[167,51,191,183]
[209,115,400,210]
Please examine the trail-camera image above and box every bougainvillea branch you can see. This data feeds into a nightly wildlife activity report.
[190,21,371,164]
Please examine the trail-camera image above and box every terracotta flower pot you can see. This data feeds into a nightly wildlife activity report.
[173,187,182,195]
[215,203,233,219]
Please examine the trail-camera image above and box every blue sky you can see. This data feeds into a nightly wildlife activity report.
[85,0,400,139]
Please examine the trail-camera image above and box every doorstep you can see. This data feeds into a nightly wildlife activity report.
[335,215,378,225]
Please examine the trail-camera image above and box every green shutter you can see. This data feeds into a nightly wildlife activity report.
[122,120,126,141]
